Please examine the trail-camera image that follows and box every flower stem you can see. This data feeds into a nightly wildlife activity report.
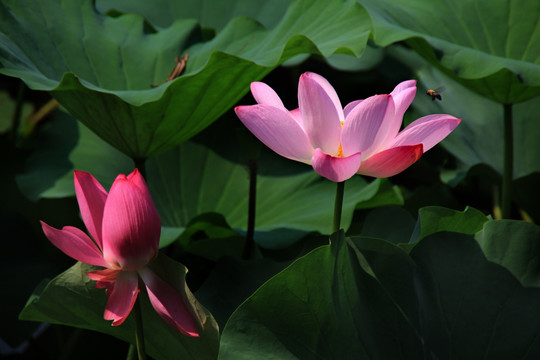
[134,158,147,179]
[134,298,147,360]
[332,181,345,234]
[242,159,257,260]
[502,104,513,219]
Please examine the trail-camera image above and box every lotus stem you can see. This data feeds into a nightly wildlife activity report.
[502,104,513,219]
[242,159,257,260]
[134,298,147,360]
[332,181,345,235]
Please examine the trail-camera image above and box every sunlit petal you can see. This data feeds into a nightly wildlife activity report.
[40,221,108,267]
[73,170,107,249]
[139,267,199,337]
[103,271,139,326]
[357,144,423,178]
[251,82,286,110]
[102,169,160,271]
[235,104,313,163]
[390,114,462,152]
[341,95,394,157]
[311,148,363,182]
[298,72,342,155]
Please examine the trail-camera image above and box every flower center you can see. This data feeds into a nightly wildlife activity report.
[337,120,344,157]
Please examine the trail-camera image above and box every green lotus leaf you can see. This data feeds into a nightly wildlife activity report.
[359,0,540,104]
[0,0,369,158]
[20,255,219,360]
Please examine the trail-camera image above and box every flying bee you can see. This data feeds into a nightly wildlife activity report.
[426,87,445,101]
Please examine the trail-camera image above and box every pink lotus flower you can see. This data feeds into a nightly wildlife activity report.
[235,72,461,182]
[40,169,199,337]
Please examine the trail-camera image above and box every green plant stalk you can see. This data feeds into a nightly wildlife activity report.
[242,159,257,260]
[332,181,345,234]
[134,298,147,360]
[502,104,513,219]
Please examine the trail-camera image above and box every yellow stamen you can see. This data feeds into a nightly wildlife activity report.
[337,143,343,158]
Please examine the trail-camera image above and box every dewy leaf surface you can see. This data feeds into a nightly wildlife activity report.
[0,0,369,158]
[359,0,540,103]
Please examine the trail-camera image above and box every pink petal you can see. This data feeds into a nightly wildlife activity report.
[101,169,161,271]
[357,144,423,178]
[298,72,342,155]
[311,148,363,182]
[390,80,417,136]
[341,95,395,157]
[138,267,199,337]
[390,114,462,152]
[235,104,313,163]
[343,99,363,118]
[73,170,108,250]
[251,82,286,110]
[103,270,140,326]
[40,221,108,267]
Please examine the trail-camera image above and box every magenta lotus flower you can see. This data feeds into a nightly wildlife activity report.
[40,169,199,337]
[235,72,461,182]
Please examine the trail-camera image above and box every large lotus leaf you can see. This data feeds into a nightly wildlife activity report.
[476,220,540,287]
[220,230,540,358]
[409,206,490,242]
[358,0,540,104]
[0,0,369,159]
[17,113,399,249]
[97,0,293,31]
[411,232,540,359]
[413,65,540,178]
[219,232,423,359]
[19,255,219,360]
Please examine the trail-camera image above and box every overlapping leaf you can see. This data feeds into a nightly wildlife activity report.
[0,0,369,158]
[220,221,540,359]
[359,0,540,104]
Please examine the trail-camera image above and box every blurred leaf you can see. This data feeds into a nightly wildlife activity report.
[97,0,294,31]
[0,0,369,158]
[414,65,540,178]
[476,220,540,287]
[410,206,490,242]
[219,232,423,359]
[0,90,33,134]
[359,0,540,103]
[20,255,219,360]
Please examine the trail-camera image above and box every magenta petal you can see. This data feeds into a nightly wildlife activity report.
[341,94,394,157]
[390,114,462,152]
[311,148,363,182]
[298,72,342,155]
[251,82,286,110]
[235,104,313,163]
[357,144,423,178]
[139,267,200,337]
[41,221,108,267]
[101,169,161,271]
[87,269,118,295]
[73,170,108,249]
[103,271,139,326]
